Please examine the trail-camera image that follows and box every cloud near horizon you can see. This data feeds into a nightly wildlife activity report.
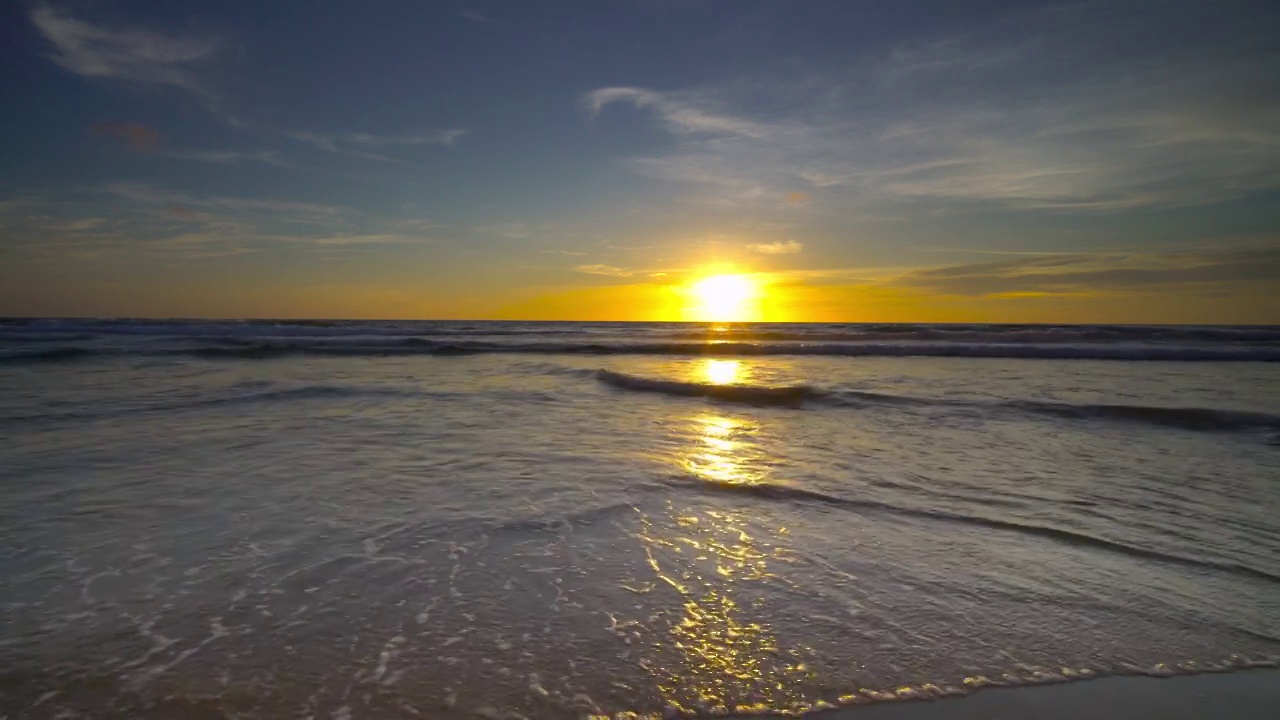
[895,245,1280,298]
[749,240,803,255]
[574,264,634,277]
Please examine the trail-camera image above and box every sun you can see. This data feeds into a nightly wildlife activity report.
[688,274,760,322]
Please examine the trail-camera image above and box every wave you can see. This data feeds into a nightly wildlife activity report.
[659,327,1280,345]
[0,347,99,363]
[5,319,1280,344]
[160,339,1280,362]
[825,390,1280,433]
[597,369,814,406]
[594,371,1279,433]
[193,384,422,408]
[6,342,1273,434]
[675,476,1280,585]
[0,332,99,343]
[0,384,431,425]
[1010,400,1280,432]
[1,382,566,427]
[6,339,1280,364]
[594,368,1279,433]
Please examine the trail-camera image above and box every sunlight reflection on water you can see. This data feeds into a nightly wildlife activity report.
[616,409,820,716]
[703,359,742,385]
[680,414,767,487]
[632,502,817,715]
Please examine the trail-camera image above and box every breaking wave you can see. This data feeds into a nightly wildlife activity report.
[1008,400,1280,432]
[0,347,99,363]
[596,369,815,406]
[825,389,1280,433]
[672,476,1280,585]
[595,370,1279,433]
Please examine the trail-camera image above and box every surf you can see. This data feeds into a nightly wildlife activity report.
[596,369,815,406]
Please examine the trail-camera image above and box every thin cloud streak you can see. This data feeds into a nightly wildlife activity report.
[102,183,350,227]
[89,122,163,151]
[161,148,372,181]
[29,4,235,122]
[575,264,635,277]
[749,239,803,255]
[894,245,1280,297]
[585,87,772,138]
[588,4,1280,213]
[287,130,466,164]
[2,183,443,264]
[344,131,467,147]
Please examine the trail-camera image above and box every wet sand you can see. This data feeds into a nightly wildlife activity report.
[758,670,1280,720]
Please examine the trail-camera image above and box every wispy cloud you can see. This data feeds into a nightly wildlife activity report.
[162,149,242,164]
[749,239,803,255]
[895,244,1280,297]
[459,10,494,24]
[388,218,445,234]
[30,4,226,114]
[588,3,1280,213]
[584,87,772,138]
[1,182,446,265]
[103,183,350,227]
[344,131,466,147]
[273,233,420,247]
[575,264,634,277]
[476,223,532,240]
[288,130,466,164]
[160,147,371,181]
[89,121,163,151]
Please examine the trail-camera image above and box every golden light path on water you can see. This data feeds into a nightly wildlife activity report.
[591,362,1193,718]
[703,358,742,386]
[596,357,1063,718]
[602,357,827,717]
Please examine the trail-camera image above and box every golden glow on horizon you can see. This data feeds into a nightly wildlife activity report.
[687,274,761,322]
[703,359,741,385]
[490,265,1280,324]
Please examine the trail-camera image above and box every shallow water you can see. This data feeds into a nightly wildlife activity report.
[3,320,1280,718]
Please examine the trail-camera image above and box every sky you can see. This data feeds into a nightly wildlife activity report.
[1,0,1278,323]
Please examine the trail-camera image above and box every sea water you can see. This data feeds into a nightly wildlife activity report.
[3,320,1279,718]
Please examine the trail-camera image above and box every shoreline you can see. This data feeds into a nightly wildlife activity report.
[742,668,1280,720]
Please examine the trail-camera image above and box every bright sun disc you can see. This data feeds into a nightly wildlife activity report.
[689,274,758,322]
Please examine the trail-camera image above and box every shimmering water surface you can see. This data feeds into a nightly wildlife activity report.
[3,320,1280,718]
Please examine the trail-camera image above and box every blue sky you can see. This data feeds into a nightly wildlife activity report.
[2,0,1278,321]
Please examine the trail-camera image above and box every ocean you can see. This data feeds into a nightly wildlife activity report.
[3,319,1279,718]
